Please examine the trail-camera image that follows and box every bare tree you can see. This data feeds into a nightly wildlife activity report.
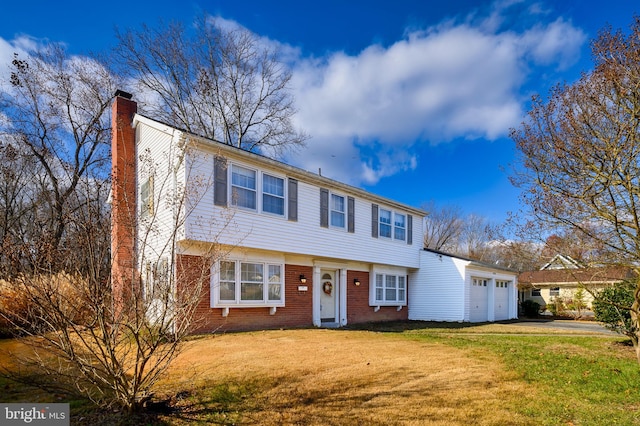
[114,16,307,156]
[422,201,464,251]
[511,17,640,361]
[0,44,118,274]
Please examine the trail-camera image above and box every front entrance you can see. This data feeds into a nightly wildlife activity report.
[320,270,337,323]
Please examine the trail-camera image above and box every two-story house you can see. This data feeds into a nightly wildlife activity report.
[111,91,432,332]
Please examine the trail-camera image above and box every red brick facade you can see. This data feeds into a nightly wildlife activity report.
[176,255,407,333]
[177,255,314,333]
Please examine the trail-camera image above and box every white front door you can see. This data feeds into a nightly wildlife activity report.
[320,270,337,322]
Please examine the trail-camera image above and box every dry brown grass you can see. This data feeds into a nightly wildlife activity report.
[156,329,534,425]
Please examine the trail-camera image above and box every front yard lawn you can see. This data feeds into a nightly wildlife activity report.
[1,322,638,425]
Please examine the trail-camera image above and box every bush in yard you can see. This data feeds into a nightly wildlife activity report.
[547,298,564,316]
[593,282,636,338]
[521,300,540,317]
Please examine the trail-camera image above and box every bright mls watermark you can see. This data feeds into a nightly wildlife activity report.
[1,403,69,425]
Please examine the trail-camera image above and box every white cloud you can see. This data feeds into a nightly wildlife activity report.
[286,6,586,185]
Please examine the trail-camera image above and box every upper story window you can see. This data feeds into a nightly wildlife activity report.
[140,175,154,218]
[379,209,392,238]
[331,194,345,228]
[379,209,406,241]
[217,260,284,306]
[394,213,406,241]
[263,174,285,216]
[549,287,560,297]
[231,165,257,210]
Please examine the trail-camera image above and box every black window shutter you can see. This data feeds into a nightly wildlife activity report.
[407,214,413,245]
[347,197,355,233]
[371,204,378,238]
[288,178,298,221]
[214,156,228,206]
[320,188,329,228]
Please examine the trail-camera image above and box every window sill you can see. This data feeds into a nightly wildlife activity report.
[371,304,406,312]
[216,305,283,317]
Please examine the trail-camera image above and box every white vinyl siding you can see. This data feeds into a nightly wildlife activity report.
[409,251,467,322]
[183,145,424,269]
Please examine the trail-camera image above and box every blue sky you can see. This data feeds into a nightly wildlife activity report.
[0,0,637,224]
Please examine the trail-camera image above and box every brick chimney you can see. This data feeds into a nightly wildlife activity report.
[111,90,138,311]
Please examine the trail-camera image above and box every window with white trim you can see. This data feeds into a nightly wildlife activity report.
[394,213,406,241]
[496,280,510,288]
[140,175,154,218]
[379,209,392,238]
[531,288,541,296]
[231,165,257,210]
[330,193,345,228]
[216,260,284,306]
[549,287,560,297]
[373,273,406,304]
[262,173,285,216]
[379,209,406,241]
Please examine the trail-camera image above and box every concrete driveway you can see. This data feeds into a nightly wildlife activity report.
[509,319,617,335]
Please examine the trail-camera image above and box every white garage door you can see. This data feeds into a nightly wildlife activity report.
[470,278,489,322]
[494,281,510,321]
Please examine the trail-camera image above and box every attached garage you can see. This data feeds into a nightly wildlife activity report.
[409,249,518,323]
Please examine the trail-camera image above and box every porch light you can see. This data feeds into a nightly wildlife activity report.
[354,278,361,286]
[299,274,307,284]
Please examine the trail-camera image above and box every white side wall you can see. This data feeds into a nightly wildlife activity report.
[135,118,185,267]
[409,250,468,321]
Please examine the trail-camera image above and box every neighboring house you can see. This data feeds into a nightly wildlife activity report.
[409,249,518,323]
[110,91,518,333]
[518,254,632,309]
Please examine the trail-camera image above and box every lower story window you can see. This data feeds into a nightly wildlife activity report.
[374,273,406,304]
[216,260,284,306]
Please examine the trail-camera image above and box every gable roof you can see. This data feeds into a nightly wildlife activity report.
[518,266,634,287]
[423,248,517,273]
[133,113,428,218]
[540,254,582,270]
